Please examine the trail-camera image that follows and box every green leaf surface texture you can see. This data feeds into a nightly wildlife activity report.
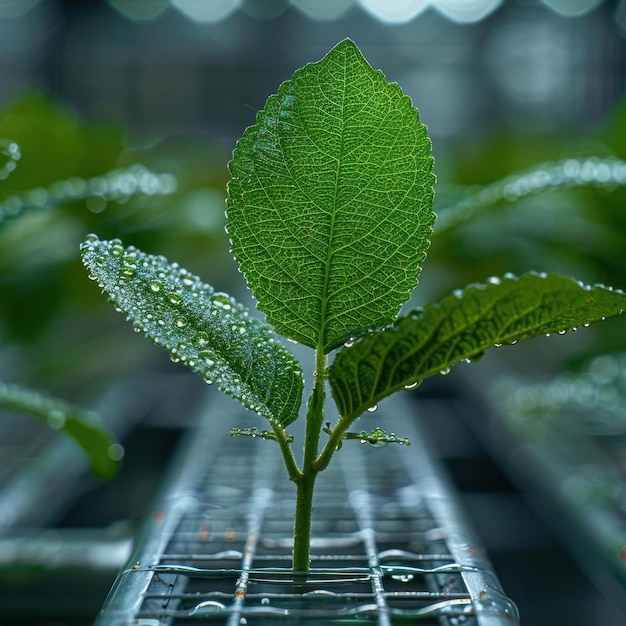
[329,273,626,421]
[80,236,303,427]
[0,381,119,480]
[227,39,435,352]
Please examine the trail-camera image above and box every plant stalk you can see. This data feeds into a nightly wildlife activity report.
[292,345,326,572]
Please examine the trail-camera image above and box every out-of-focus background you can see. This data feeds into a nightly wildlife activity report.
[1,1,626,624]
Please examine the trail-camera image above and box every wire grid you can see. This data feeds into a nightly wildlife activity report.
[96,393,519,625]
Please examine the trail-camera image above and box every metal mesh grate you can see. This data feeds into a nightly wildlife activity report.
[96,392,519,625]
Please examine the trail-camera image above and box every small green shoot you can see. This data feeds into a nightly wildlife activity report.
[81,40,626,571]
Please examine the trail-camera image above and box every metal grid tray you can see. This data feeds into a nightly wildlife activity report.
[95,392,519,625]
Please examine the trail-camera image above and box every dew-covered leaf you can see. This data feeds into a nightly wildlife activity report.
[436,156,626,233]
[227,39,435,353]
[329,273,626,422]
[322,425,410,448]
[80,235,304,427]
[228,427,294,443]
[0,164,177,227]
[0,381,120,480]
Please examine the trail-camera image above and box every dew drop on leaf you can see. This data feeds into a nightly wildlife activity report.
[194,331,209,347]
[47,409,66,430]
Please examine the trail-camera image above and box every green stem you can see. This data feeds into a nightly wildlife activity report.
[313,416,354,473]
[271,424,302,483]
[292,345,326,572]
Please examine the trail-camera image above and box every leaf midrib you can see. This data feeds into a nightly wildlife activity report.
[318,51,348,353]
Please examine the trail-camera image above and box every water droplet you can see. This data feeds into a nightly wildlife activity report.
[170,294,182,305]
[367,404,378,413]
[261,597,270,606]
[190,600,227,615]
[404,381,419,390]
[487,276,501,285]
[150,283,160,292]
[176,317,187,328]
[47,409,66,430]
[213,294,232,310]
[121,261,136,276]
[439,367,451,375]
[194,331,209,347]
[391,573,415,583]
[558,330,567,335]
[108,443,125,461]
[111,240,124,257]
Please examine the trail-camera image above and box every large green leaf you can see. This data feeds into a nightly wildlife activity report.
[227,39,435,353]
[80,235,303,427]
[329,273,626,422]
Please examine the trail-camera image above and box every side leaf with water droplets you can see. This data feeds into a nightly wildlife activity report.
[80,235,303,427]
[329,273,626,423]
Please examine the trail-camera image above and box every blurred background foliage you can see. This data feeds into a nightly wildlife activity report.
[0,92,233,397]
[0,1,623,398]
[0,3,626,624]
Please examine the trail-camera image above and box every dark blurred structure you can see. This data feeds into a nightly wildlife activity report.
[1,1,626,625]
[1,0,625,151]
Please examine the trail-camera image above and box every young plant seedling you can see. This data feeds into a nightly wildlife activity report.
[81,39,626,571]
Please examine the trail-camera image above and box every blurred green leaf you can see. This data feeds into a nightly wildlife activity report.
[0,381,121,480]
[0,92,124,192]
